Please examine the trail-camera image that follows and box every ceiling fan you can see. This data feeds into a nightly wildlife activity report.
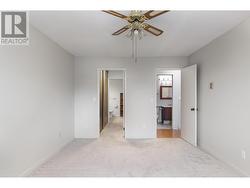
[102,10,169,37]
[103,10,170,63]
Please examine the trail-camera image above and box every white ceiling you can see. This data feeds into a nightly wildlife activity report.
[30,11,250,57]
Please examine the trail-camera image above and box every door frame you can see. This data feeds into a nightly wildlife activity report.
[97,68,127,137]
[154,68,181,137]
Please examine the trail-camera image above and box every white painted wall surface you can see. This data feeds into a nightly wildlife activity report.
[0,25,74,176]
[156,70,181,130]
[74,57,188,139]
[108,70,124,79]
[189,17,250,176]
[109,79,123,117]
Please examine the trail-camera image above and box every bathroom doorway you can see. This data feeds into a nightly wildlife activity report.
[155,70,181,138]
[98,69,126,137]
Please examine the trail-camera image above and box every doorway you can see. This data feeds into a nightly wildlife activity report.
[155,66,197,147]
[98,69,126,137]
[155,70,181,138]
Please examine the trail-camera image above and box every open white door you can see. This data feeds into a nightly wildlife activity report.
[181,64,197,147]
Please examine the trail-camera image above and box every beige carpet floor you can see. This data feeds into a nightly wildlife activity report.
[30,117,241,177]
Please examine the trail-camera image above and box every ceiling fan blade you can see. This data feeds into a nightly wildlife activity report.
[144,24,164,36]
[112,25,129,35]
[144,10,169,20]
[102,10,128,20]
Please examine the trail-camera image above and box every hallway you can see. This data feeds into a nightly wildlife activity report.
[31,117,240,177]
[101,117,124,140]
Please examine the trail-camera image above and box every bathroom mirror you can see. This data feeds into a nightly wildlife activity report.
[160,86,173,99]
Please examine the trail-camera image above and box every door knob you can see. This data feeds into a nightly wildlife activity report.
[191,108,198,111]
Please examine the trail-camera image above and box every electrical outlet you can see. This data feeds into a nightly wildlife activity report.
[241,150,246,160]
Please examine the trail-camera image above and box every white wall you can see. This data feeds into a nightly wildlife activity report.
[109,79,123,117]
[108,70,124,117]
[108,70,124,79]
[156,70,181,130]
[0,25,74,176]
[74,57,188,139]
[189,17,250,176]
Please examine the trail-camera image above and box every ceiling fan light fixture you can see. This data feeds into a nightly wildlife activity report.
[103,10,169,63]
[134,29,139,35]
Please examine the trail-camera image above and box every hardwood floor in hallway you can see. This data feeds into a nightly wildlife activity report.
[157,129,181,138]
[30,117,240,177]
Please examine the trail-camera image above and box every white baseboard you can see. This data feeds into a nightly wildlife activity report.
[19,138,74,177]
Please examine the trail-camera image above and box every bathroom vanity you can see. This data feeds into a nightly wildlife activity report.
[157,106,172,124]
[162,106,172,122]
